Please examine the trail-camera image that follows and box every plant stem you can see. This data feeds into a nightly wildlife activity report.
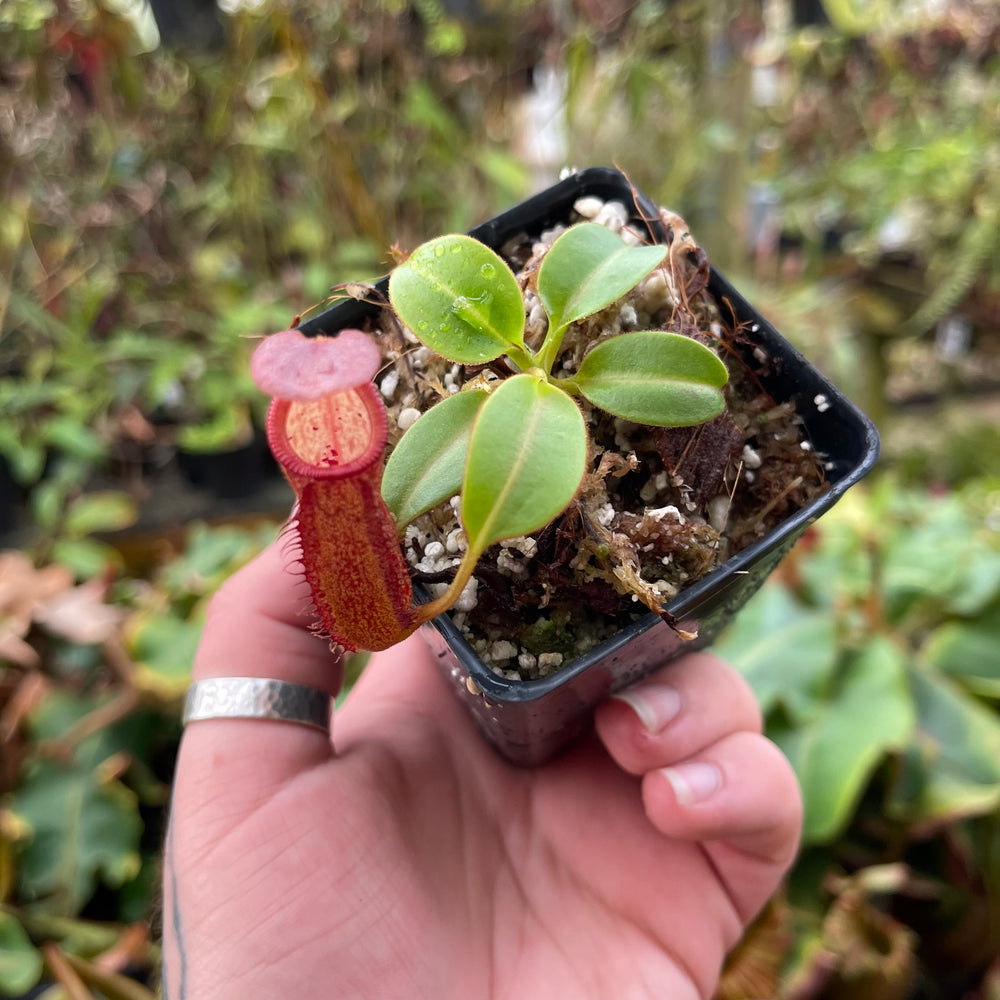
[415,545,482,625]
[535,323,568,376]
[42,944,92,1000]
[551,375,581,395]
[504,343,539,374]
[61,949,157,1000]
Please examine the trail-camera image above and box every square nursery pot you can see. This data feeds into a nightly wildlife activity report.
[299,167,880,766]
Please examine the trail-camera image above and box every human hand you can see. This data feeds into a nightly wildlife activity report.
[163,540,801,1000]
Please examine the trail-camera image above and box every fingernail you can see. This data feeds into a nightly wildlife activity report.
[611,684,682,734]
[661,762,722,805]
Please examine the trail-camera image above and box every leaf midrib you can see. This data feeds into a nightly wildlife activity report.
[466,382,545,552]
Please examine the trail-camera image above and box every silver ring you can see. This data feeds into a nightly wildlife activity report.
[183,678,331,734]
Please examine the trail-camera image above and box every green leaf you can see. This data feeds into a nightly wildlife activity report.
[573,331,728,426]
[889,665,1000,826]
[388,235,526,364]
[920,605,1000,698]
[382,389,488,528]
[537,223,666,336]
[12,746,143,915]
[127,611,204,698]
[12,692,151,915]
[879,494,1000,621]
[773,635,915,844]
[0,912,43,996]
[63,491,138,538]
[946,548,1000,617]
[712,583,839,719]
[176,405,252,452]
[0,424,45,483]
[51,538,123,579]
[42,416,108,463]
[159,521,275,601]
[461,375,586,555]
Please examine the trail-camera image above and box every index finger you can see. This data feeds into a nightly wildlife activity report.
[192,535,343,697]
[178,534,343,807]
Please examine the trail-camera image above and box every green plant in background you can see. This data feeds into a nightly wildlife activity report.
[763,6,1000,433]
[0,520,278,998]
[560,0,756,271]
[713,477,1000,996]
[1,0,538,540]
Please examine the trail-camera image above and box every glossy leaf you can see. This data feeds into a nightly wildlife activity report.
[574,331,728,426]
[712,583,838,720]
[537,223,666,335]
[888,665,1000,826]
[461,374,587,555]
[877,492,1000,621]
[920,606,1000,698]
[388,235,526,363]
[382,388,488,528]
[772,635,915,844]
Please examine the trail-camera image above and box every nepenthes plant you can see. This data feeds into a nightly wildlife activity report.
[252,222,729,652]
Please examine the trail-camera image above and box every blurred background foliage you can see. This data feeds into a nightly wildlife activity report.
[0,0,997,997]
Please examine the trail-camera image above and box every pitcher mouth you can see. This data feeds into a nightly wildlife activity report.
[266,383,388,485]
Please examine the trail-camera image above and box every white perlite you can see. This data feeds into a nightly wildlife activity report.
[574,196,604,219]
[644,504,685,524]
[379,369,399,401]
[500,535,538,557]
[708,495,732,532]
[595,502,616,527]
[398,407,421,430]
[497,548,527,576]
[594,200,628,232]
[491,640,518,661]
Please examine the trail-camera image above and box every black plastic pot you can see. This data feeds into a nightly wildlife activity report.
[176,439,266,501]
[299,167,880,766]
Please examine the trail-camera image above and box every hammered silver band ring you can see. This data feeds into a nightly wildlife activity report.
[183,677,332,734]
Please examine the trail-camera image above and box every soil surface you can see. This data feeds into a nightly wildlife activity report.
[369,198,828,679]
